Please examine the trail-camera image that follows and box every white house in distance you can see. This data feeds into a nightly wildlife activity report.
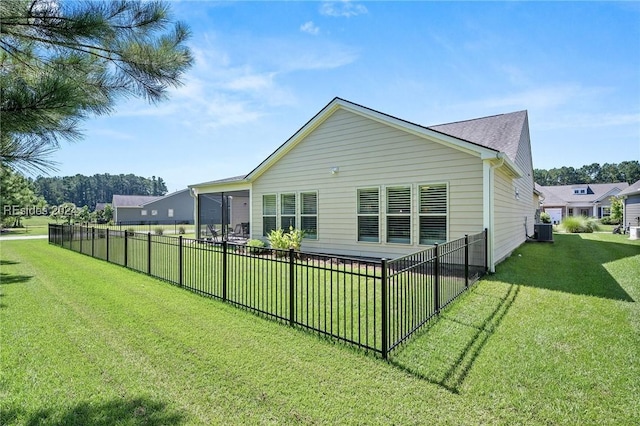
[189,97,536,272]
[536,182,629,224]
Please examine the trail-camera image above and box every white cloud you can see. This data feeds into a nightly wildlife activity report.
[300,21,320,35]
[320,1,368,18]
[110,29,357,130]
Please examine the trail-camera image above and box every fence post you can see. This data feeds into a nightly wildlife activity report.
[222,240,227,302]
[147,232,152,275]
[178,236,183,287]
[79,225,83,253]
[289,248,295,326]
[464,234,469,288]
[124,229,128,267]
[381,258,388,360]
[434,244,440,315]
[91,227,95,257]
[106,229,110,262]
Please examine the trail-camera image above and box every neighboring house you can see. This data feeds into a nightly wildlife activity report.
[189,97,536,271]
[618,179,640,228]
[112,189,194,224]
[536,182,629,224]
[94,202,107,213]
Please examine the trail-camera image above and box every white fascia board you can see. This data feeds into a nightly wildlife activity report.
[189,181,251,196]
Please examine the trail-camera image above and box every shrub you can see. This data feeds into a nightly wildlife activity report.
[267,227,305,254]
[246,239,266,254]
[268,228,289,251]
[560,216,601,233]
[600,216,621,225]
[540,212,551,224]
[154,227,164,236]
[126,228,135,236]
[178,226,186,234]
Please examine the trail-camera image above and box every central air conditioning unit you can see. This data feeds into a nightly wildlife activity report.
[534,223,554,242]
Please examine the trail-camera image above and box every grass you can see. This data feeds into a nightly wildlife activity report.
[0,219,196,238]
[0,215,53,236]
[1,233,639,424]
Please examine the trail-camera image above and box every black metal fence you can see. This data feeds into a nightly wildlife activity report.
[49,224,487,358]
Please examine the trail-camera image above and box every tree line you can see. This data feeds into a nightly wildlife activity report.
[534,161,640,186]
[0,167,168,227]
[32,174,168,208]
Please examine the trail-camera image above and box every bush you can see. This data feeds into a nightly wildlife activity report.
[154,227,164,236]
[560,216,601,233]
[246,239,266,254]
[540,212,551,224]
[126,228,135,236]
[267,228,289,251]
[267,227,304,254]
[600,216,621,225]
[178,226,186,234]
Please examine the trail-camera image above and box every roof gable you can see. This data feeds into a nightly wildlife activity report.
[245,97,526,180]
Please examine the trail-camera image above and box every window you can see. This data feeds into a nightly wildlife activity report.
[300,192,318,239]
[168,209,174,217]
[419,184,447,244]
[151,210,157,216]
[386,186,411,244]
[602,207,611,217]
[358,188,379,242]
[281,193,296,229]
[262,194,276,236]
[573,188,587,195]
[141,210,147,216]
[568,208,574,216]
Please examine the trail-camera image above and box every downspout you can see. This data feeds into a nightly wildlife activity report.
[483,152,505,273]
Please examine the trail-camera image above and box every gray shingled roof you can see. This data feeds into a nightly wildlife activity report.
[618,179,640,197]
[112,194,162,207]
[428,110,527,163]
[537,182,629,204]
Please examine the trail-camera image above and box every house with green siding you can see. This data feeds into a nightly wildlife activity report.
[189,97,535,271]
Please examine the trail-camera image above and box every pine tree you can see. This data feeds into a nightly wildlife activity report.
[1,0,193,173]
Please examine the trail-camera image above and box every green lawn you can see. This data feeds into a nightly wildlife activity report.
[1,234,638,424]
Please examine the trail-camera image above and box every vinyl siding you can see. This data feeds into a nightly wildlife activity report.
[492,116,535,264]
[251,108,484,259]
[623,195,640,228]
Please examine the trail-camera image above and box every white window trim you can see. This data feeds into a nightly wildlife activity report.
[386,185,412,245]
[141,210,147,216]
[357,187,381,243]
[417,182,449,245]
[355,183,449,246]
[300,191,318,240]
[262,194,277,236]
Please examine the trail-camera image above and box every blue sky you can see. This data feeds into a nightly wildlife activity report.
[47,1,640,193]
